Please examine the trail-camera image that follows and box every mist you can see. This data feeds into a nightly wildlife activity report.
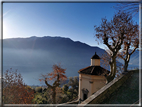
[3,48,88,85]
[3,36,138,86]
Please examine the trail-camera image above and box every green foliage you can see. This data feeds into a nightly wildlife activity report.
[33,76,79,104]
[68,87,74,92]
[58,94,69,103]
[60,76,79,102]
[68,76,79,93]
[32,87,52,104]
[42,88,47,92]
[35,87,42,93]
[68,76,79,99]
[62,84,69,94]
[32,93,47,104]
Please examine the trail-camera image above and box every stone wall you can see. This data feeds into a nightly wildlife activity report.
[79,70,136,106]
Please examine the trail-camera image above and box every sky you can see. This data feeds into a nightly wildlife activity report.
[2,2,139,49]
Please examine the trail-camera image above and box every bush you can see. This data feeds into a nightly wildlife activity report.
[42,88,47,92]
[35,87,42,93]
[62,84,69,94]
[32,93,48,104]
[3,69,35,104]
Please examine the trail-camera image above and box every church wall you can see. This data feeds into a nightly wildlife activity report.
[91,75,106,94]
[79,74,92,100]
[78,74,82,99]
[80,70,137,105]
[79,74,107,100]
[92,78,106,94]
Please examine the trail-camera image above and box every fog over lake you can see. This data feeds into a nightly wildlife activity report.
[3,48,88,85]
[2,37,139,86]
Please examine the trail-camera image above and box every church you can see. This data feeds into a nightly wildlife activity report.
[78,52,110,101]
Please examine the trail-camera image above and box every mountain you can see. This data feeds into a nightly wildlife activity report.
[3,36,106,68]
[128,50,139,68]
[117,50,139,69]
[3,36,92,51]
[2,36,139,85]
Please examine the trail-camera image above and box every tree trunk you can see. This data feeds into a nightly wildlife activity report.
[113,57,117,76]
[106,55,117,83]
[52,88,56,104]
[124,60,128,72]
[106,75,115,83]
[123,53,130,72]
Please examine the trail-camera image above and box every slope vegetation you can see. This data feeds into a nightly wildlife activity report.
[101,70,139,104]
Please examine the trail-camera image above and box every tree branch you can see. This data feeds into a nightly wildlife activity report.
[111,37,116,43]
[118,54,125,60]
[53,74,60,87]
[45,79,52,88]
[130,46,138,55]
[103,34,114,51]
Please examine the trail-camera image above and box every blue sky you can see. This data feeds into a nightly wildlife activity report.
[3,2,139,49]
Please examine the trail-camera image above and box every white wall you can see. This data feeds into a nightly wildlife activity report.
[79,73,107,100]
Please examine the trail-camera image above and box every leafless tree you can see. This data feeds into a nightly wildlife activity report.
[39,64,67,104]
[94,11,138,82]
[114,2,139,16]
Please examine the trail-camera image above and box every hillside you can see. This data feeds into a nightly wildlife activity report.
[101,70,139,104]
[2,36,138,85]
[3,36,94,51]
[2,36,106,85]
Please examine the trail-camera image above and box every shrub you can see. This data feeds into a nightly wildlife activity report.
[35,87,42,93]
[3,68,35,104]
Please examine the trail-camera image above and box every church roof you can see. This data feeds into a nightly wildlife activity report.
[91,52,101,59]
[78,66,110,76]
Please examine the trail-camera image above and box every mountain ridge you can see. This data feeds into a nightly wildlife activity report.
[2,36,139,85]
[3,36,102,52]
[3,36,107,85]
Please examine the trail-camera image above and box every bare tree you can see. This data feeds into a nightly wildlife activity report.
[101,50,123,77]
[117,25,139,72]
[94,11,138,83]
[3,68,34,104]
[39,63,67,104]
[114,2,139,16]
[114,1,141,71]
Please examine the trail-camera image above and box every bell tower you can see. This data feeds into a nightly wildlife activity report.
[91,52,101,66]
[78,52,110,102]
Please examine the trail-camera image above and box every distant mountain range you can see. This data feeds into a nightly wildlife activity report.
[2,36,139,85]
[3,36,93,51]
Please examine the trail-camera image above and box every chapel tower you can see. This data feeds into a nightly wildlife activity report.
[78,52,110,101]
